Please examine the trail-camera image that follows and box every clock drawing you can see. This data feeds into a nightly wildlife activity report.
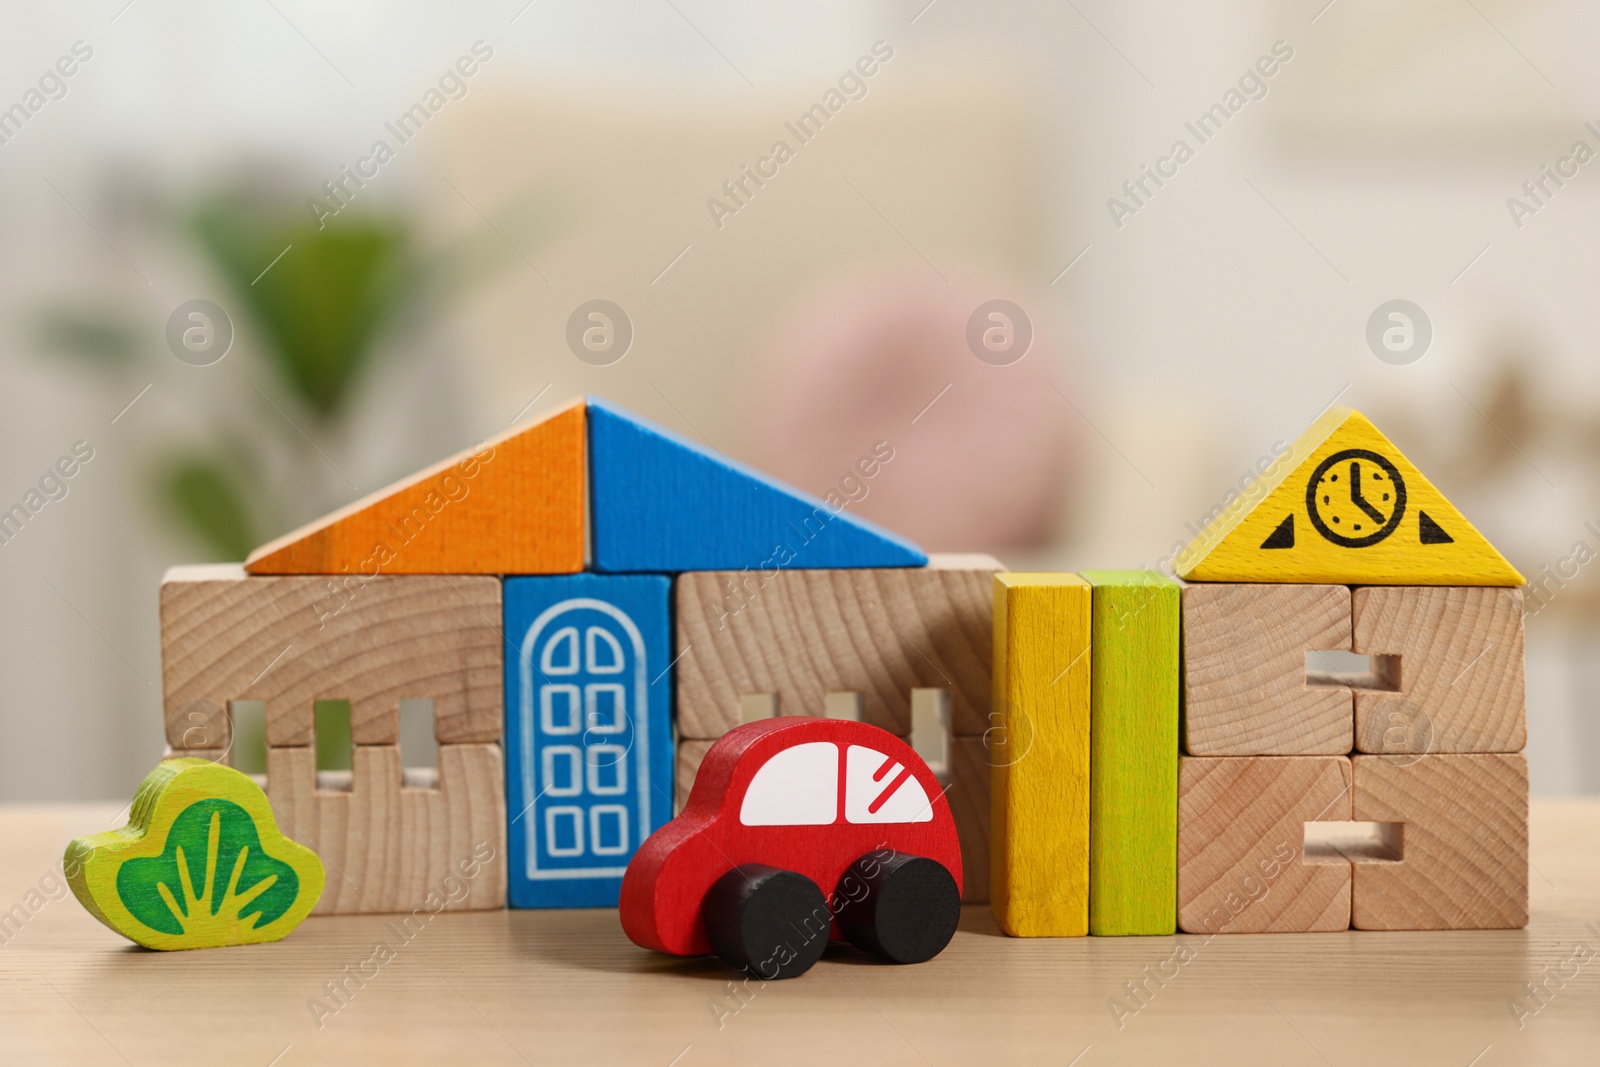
[1305,448,1406,548]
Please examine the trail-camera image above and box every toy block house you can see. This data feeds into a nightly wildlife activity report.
[1172,406,1529,932]
[158,397,997,912]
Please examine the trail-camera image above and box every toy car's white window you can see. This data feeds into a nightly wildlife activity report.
[739,742,838,826]
[845,745,933,824]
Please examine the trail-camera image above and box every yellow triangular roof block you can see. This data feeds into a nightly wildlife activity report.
[1175,407,1523,586]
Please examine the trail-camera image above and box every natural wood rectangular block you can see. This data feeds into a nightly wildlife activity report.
[161,565,502,749]
[675,739,712,814]
[1351,587,1526,754]
[1182,583,1352,755]
[990,573,1090,937]
[267,743,506,915]
[674,554,1001,739]
[949,736,991,905]
[1351,753,1528,929]
[1177,755,1352,933]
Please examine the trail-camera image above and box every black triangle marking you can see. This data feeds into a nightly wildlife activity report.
[1260,514,1295,549]
[1419,511,1454,545]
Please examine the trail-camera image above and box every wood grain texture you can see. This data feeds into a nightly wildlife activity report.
[1351,586,1526,754]
[1178,756,1352,933]
[620,718,961,958]
[948,735,991,905]
[1182,582,1353,756]
[675,739,712,814]
[1082,570,1178,936]
[245,398,584,575]
[990,573,1090,937]
[161,565,502,749]
[1351,753,1528,930]
[64,759,323,949]
[586,397,926,573]
[674,554,1001,739]
[266,743,505,915]
[1175,406,1523,585]
[10,801,1600,1065]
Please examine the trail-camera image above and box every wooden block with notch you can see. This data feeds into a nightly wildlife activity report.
[245,398,585,575]
[948,735,991,905]
[1082,570,1178,935]
[1177,755,1352,933]
[160,565,502,750]
[1351,586,1526,755]
[1182,583,1353,756]
[674,554,1001,739]
[1351,753,1528,930]
[990,573,1090,937]
[267,743,505,914]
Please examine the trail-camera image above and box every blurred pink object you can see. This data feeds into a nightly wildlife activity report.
[742,270,1078,553]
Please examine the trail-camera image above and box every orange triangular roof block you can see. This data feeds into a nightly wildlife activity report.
[245,399,585,576]
[1175,406,1523,586]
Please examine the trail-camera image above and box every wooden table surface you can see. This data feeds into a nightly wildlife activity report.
[2,802,1596,1066]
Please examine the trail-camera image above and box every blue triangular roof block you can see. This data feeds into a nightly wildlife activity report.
[587,397,927,573]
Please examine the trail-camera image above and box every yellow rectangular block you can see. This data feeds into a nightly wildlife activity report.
[990,573,1091,937]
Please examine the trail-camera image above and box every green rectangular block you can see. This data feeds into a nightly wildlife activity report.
[1081,569,1179,935]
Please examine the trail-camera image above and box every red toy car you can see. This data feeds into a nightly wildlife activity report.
[620,716,963,978]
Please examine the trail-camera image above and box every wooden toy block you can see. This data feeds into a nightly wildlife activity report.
[675,740,712,814]
[1182,582,1353,755]
[504,573,674,908]
[1175,406,1523,585]
[267,743,505,914]
[1351,753,1528,930]
[245,397,584,575]
[674,554,1001,740]
[620,718,961,977]
[1177,756,1352,933]
[66,758,323,949]
[948,735,991,905]
[989,573,1090,937]
[1082,570,1178,936]
[1351,586,1526,754]
[586,397,926,573]
[160,566,502,750]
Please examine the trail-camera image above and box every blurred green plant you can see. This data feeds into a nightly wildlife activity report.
[35,180,560,561]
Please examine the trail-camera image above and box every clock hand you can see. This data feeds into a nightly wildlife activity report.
[1348,461,1386,523]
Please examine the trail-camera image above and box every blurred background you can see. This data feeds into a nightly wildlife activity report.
[2,0,1596,800]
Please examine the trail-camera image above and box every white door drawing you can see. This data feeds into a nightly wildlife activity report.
[519,598,651,880]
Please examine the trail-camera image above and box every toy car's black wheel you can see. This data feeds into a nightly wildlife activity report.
[835,850,960,964]
[702,863,830,979]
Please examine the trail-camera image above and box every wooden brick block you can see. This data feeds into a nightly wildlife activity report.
[1351,753,1528,930]
[675,740,713,814]
[1351,586,1526,755]
[267,743,505,915]
[503,573,675,908]
[990,573,1090,937]
[949,736,990,905]
[160,566,502,749]
[245,397,584,575]
[1083,570,1178,935]
[1177,756,1352,933]
[1182,583,1352,755]
[674,554,1001,739]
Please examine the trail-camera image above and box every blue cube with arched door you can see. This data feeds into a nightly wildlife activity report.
[504,573,675,907]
